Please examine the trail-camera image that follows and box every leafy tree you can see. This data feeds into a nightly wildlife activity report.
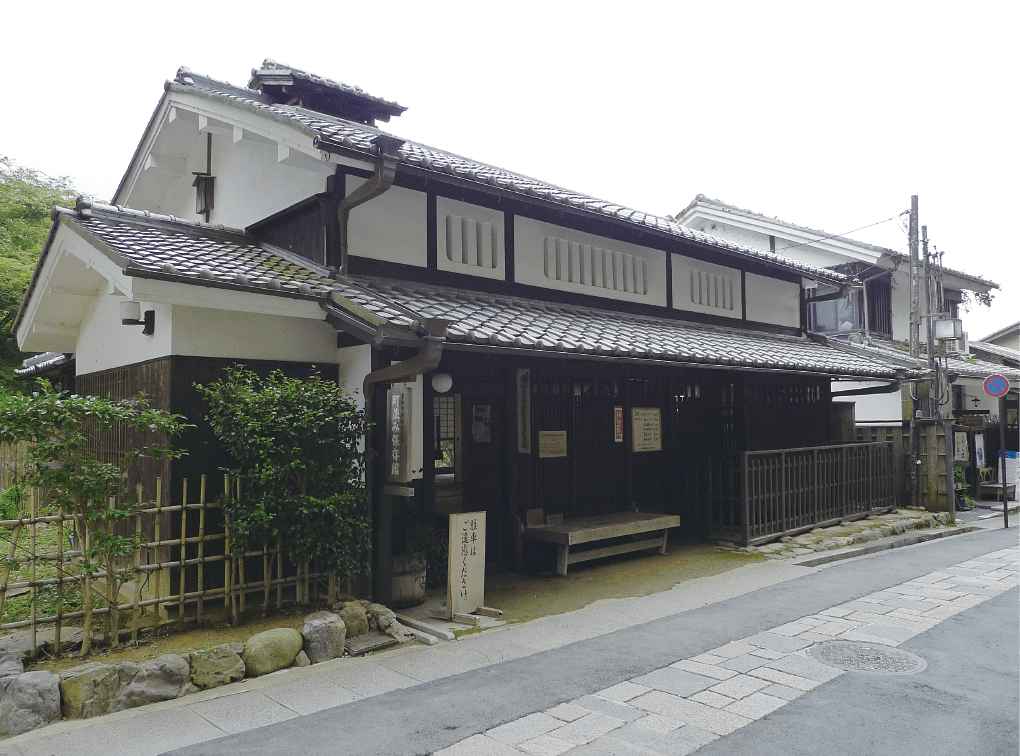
[195,367,371,585]
[0,156,87,391]
[0,383,188,654]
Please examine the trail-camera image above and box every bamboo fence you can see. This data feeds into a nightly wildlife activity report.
[0,474,338,657]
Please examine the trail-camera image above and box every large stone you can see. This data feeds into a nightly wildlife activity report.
[59,661,121,719]
[187,644,246,690]
[0,656,25,698]
[114,654,189,711]
[336,604,369,638]
[365,603,413,643]
[0,671,61,736]
[302,611,346,664]
[242,628,303,676]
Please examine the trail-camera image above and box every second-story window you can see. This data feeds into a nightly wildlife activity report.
[807,285,864,334]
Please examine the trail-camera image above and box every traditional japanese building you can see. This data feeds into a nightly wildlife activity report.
[14,61,918,602]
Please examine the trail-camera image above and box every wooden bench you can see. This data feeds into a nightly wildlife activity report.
[521,511,681,576]
[977,466,1017,502]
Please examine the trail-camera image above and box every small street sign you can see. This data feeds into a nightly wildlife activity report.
[983,374,1010,398]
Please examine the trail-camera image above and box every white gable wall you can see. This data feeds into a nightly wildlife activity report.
[346,176,428,267]
[832,383,903,422]
[514,216,667,306]
[745,273,801,328]
[671,256,742,320]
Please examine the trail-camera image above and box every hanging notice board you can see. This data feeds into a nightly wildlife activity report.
[632,407,662,452]
[447,511,486,616]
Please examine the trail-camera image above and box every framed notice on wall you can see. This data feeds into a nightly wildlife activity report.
[472,405,491,443]
[539,430,568,458]
[632,407,662,452]
[614,406,624,443]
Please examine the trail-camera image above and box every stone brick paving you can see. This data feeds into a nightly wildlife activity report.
[434,546,1019,756]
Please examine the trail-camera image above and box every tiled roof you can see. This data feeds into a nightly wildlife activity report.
[344,280,913,379]
[828,337,1020,383]
[969,340,1020,364]
[248,59,406,113]
[63,203,910,380]
[678,195,997,290]
[169,67,847,285]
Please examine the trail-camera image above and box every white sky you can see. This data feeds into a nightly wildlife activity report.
[3,1,1016,340]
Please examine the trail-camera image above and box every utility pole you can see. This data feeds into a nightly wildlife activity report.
[909,195,920,359]
[922,225,937,419]
[908,196,920,508]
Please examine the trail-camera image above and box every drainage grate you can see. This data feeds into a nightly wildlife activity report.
[811,642,927,675]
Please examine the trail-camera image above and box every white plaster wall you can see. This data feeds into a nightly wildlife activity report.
[986,330,1020,351]
[687,220,772,252]
[346,176,427,267]
[436,196,505,280]
[889,273,915,342]
[171,306,337,363]
[149,133,327,229]
[337,344,373,414]
[671,255,742,320]
[513,216,667,305]
[833,383,903,422]
[744,272,801,327]
[75,294,173,375]
[955,379,1002,414]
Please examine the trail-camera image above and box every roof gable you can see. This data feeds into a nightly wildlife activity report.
[116,62,851,287]
[676,194,996,293]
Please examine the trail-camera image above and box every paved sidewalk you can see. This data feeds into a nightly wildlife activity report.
[0,520,1012,756]
[434,544,1019,756]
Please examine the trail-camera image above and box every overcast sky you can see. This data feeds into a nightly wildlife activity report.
[4,1,1016,340]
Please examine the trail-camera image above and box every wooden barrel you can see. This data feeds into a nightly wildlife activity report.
[391,551,427,608]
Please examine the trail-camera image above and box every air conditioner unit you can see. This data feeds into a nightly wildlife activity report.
[942,338,962,356]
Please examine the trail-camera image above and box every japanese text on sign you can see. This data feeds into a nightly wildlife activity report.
[448,511,485,615]
[631,407,662,452]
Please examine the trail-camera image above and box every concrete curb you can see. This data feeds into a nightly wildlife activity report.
[792,524,977,567]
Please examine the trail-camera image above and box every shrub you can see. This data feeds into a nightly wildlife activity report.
[195,367,370,580]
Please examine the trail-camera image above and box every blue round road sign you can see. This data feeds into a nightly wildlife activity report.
[983,374,1010,398]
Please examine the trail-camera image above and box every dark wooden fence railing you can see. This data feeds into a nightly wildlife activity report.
[708,441,895,545]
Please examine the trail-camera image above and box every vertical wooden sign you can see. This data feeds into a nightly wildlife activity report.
[517,368,532,453]
[448,511,485,616]
[386,386,411,482]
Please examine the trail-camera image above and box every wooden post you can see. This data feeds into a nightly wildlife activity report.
[197,475,206,627]
[154,478,162,623]
[55,512,64,656]
[29,485,36,657]
[0,518,24,632]
[179,479,187,628]
[132,483,143,644]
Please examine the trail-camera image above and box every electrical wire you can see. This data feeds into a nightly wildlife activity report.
[772,213,907,255]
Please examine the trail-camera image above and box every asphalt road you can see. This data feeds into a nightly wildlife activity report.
[163,526,1019,756]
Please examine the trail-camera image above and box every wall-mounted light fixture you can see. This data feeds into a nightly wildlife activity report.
[120,301,155,336]
[431,372,453,393]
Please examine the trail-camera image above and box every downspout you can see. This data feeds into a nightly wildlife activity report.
[328,133,405,279]
[362,318,451,603]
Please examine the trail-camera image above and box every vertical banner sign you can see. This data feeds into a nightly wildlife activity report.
[614,406,624,443]
[472,405,491,442]
[448,511,486,615]
[953,431,969,462]
[386,386,411,483]
[517,368,532,453]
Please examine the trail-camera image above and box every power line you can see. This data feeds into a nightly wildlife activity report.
[772,213,907,255]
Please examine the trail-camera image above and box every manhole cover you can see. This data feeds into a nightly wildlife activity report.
[811,642,927,675]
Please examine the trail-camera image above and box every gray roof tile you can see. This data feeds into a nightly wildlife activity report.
[170,67,845,285]
[62,203,910,379]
